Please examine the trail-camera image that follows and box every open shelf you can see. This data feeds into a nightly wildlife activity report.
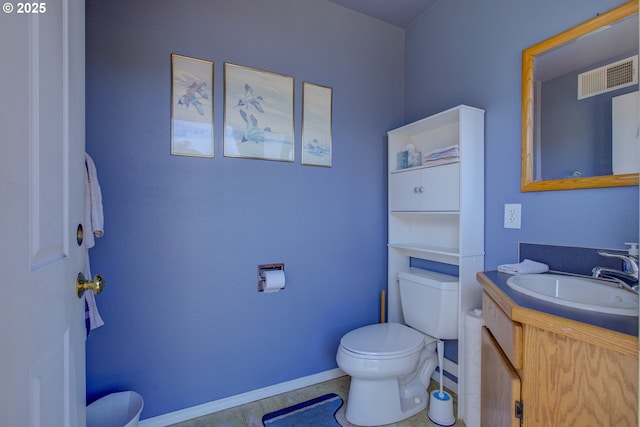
[388,243,460,265]
[391,159,461,174]
[390,210,460,215]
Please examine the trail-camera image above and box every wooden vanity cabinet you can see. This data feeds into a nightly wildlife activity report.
[480,281,639,427]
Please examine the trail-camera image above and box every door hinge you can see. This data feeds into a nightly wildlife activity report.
[515,400,524,421]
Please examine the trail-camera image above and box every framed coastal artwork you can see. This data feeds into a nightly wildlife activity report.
[301,82,333,167]
[170,54,214,157]
[224,63,294,162]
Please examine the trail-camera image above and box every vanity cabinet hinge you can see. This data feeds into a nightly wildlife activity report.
[515,400,524,421]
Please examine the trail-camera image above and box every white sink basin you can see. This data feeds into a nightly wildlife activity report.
[506,274,639,317]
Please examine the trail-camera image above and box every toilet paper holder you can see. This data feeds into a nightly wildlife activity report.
[258,263,285,292]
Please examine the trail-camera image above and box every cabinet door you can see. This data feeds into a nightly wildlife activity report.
[389,169,421,211]
[481,327,521,427]
[420,162,459,211]
[389,163,460,212]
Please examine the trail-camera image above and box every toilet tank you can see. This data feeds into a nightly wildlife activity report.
[397,268,459,340]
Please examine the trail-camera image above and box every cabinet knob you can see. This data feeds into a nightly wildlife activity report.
[418,186,424,193]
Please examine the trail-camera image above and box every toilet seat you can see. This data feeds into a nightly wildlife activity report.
[340,323,424,358]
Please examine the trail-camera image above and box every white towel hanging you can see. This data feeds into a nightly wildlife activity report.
[84,153,105,337]
[85,153,104,244]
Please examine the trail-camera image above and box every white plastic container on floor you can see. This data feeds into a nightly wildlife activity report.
[87,391,144,427]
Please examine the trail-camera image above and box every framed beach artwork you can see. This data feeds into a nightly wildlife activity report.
[224,63,294,162]
[171,54,214,158]
[302,82,332,167]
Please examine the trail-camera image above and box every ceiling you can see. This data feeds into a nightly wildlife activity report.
[324,0,439,28]
[536,13,638,81]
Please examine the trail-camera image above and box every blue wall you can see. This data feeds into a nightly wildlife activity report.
[405,0,638,269]
[86,0,640,421]
[541,67,636,180]
[85,0,403,419]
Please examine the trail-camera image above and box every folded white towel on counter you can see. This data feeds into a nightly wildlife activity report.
[497,259,549,275]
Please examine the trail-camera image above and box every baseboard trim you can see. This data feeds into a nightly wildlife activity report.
[139,368,346,426]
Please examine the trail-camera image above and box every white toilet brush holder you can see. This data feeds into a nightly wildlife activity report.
[428,340,455,426]
[428,389,455,426]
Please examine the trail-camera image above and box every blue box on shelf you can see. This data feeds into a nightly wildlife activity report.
[397,151,409,170]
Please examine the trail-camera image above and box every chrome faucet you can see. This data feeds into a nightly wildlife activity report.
[592,248,639,294]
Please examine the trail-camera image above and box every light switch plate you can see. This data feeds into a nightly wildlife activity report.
[504,203,521,229]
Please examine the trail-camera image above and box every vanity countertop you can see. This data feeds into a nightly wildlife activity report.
[478,271,638,355]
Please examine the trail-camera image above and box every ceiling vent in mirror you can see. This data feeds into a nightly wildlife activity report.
[578,55,638,100]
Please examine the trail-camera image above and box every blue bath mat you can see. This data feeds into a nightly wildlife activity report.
[262,393,343,427]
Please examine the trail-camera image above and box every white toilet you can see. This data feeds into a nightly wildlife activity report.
[336,268,458,426]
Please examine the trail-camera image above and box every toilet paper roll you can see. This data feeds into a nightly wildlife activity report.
[262,270,285,293]
[464,308,484,427]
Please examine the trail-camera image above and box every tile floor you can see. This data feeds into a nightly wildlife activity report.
[169,376,466,427]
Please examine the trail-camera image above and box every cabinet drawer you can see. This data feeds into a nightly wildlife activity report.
[483,292,522,369]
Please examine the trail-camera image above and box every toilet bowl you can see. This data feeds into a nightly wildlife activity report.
[87,391,144,427]
[336,268,458,426]
[337,323,438,426]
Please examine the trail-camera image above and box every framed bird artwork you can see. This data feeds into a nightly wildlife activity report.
[171,54,214,158]
[223,63,294,162]
[302,82,332,167]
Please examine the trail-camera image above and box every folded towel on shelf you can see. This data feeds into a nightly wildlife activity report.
[423,144,460,165]
[84,153,105,337]
[497,259,549,275]
[425,144,460,158]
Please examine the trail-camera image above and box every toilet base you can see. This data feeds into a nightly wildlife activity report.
[345,377,427,426]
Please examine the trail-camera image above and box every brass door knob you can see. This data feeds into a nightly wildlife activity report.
[77,273,106,298]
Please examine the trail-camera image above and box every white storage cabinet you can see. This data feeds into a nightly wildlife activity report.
[387,105,485,421]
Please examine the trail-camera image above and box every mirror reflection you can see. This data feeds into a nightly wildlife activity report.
[521,1,639,191]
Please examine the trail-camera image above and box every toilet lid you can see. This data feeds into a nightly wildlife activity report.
[340,323,424,357]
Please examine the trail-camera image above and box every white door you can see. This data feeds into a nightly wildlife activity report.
[0,0,87,426]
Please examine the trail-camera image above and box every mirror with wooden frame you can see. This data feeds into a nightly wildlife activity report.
[521,1,639,191]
